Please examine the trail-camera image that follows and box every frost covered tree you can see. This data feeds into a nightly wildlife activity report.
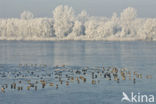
[20,11,34,20]
[97,20,118,38]
[85,19,99,38]
[68,20,84,38]
[120,7,137,21]
[78,10,89,23]
[138,19,156,40]
[38,19,54,38]
[97,13,121,37]
[111,13,121,36]
[53,5,75,38]
[0,18,54,40]
[0,5,156,41]
[120,7,137,37]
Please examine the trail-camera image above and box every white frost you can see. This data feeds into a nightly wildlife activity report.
[0,5,156,41]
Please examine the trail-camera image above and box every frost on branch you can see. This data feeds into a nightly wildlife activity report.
[53,5,75,38]
[20,11,34,20]
[120,7,137,37]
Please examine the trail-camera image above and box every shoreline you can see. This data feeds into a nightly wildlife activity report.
[0,37,154,42]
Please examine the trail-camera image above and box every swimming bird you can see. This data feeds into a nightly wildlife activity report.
[133,78,136,84]
[56,84,58,89]
[92,72,94,79]
[104,72,111,80]
[17,86,21,91]
[121,71,126,80]
[19,81,22,84]
[1,87,5,93]
[13,83,16,89]
[11,84,13,89]
[29,83,35,87]
[146,75,152,79]
[61,64,65,67]
[35,86,37,91]
[35,81,38,84]
[83,78,86,83]
[75,70,81,74]
[60,80,63,84]
[113,73,118,81]
[95,74,97,79]
[27,86,30,91]
[112,67,118,74]
[66,81,69,86]
[70,77,74,83]
[77,79,80,84]
[49,83,54,86]
[139,74,142,79]
[102,67,105,72]
[92,80,96,85]
[80,76,84,80]
[4,84,8,89]
[76,77,80,84]
[21,86,23,90]
[117,78,120,83]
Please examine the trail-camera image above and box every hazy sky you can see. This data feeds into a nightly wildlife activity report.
[0,0,156,18]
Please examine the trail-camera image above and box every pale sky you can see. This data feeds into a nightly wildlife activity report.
[0,0,156,18]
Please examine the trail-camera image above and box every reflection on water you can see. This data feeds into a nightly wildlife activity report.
[0,41,156,70]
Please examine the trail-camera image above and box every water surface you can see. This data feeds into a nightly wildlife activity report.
[0,40,156,104]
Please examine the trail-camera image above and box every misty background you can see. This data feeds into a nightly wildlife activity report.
[0,0,156,18]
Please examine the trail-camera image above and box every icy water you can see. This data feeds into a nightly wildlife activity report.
[0,40,156,104]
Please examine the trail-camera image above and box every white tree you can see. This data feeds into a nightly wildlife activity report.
[85,19,99,38]
[111,13,121,36]
[53,5,75,38]
[20,11,34,20]
[1,6,156,41]
[68,20,84,38]
[97,20,117,38]
[120,7,137,21]
[78,10,88,23]
[120,7,137,37]
[138,19,156,40]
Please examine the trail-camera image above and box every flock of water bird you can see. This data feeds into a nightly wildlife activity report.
[0,64,152,93]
